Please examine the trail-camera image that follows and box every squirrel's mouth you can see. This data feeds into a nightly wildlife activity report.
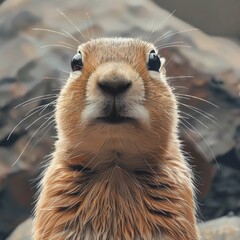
[96,115,135,124]
[96,104,135,124]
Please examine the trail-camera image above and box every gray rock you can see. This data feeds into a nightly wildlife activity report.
[7,218,32,240]
[7,216,240,240]
[199,216,240,240]
[0,171,35,240]
[0,10,40,42]
[200,164,240,220]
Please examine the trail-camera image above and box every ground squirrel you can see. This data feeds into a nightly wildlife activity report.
[33,38,200,240]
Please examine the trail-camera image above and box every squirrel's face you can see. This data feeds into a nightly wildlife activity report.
[56,38,178,154]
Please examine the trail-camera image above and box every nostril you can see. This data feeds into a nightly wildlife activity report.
[118,81,132,93]
[98,80,132,95]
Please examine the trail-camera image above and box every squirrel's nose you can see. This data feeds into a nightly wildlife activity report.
[98,79,132,95]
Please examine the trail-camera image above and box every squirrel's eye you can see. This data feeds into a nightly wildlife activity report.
[71,52,83,71]
[147,50,161,72]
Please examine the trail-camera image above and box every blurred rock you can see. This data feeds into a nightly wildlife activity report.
[181,132,215,199]
[0,10,40,42]
[234,125,240,161]
[200,164,240,220]
[0,172,35,240]
[199,216,240,240]
[7,218,32,240]
[7,216,240,240]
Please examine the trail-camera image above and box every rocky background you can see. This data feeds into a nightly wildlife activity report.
[0,0,239,239]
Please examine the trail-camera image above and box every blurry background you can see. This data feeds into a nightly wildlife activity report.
[0,0,240,239]
[155,0,240,38]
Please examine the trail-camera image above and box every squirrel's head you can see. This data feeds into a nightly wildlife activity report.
[56,38,178,156]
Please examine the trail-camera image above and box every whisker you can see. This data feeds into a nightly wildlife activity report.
[40,44,76,51]
[154,28,198,44]
[57,68,73,75]
[58,41,76,47]
[12,119,54,166]
[140,19,157,41]
[157,41,186,48]
[32,28,78,43]
[57,9,88,42]
[29,119,55,154]
[7,106,49,140]
[25,112,53,130]
[145,10,176,42]
[181,118,219,168]
[179,102,233,142]
[25,105,47,117]
[166,76,194,80]
[14,94,57,108]
[85,12,94,39]
[44,76,68,81]
[24,97,56,109]
[155,30,173,42]
[175,93,219,108]
[158,44,191,50]
[25,100,55,117]
[171,86,189,90]
[178,102,217,121]
[56,69,83,77]
[40,117,55,133]
[182,129,209,162]
[39,102,54,115]
[179,119,196,134]
[164,55,174,68]
[61,29,81,44]
[180,111,209,129]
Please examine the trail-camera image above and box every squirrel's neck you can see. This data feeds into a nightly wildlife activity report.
[54,125,180,169]
[49,137,198,240]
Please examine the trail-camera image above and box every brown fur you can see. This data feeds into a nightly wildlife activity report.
[33,38,200,239]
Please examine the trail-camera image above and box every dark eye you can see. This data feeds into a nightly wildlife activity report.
[71,51,83,71]
[147,50,161,72]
